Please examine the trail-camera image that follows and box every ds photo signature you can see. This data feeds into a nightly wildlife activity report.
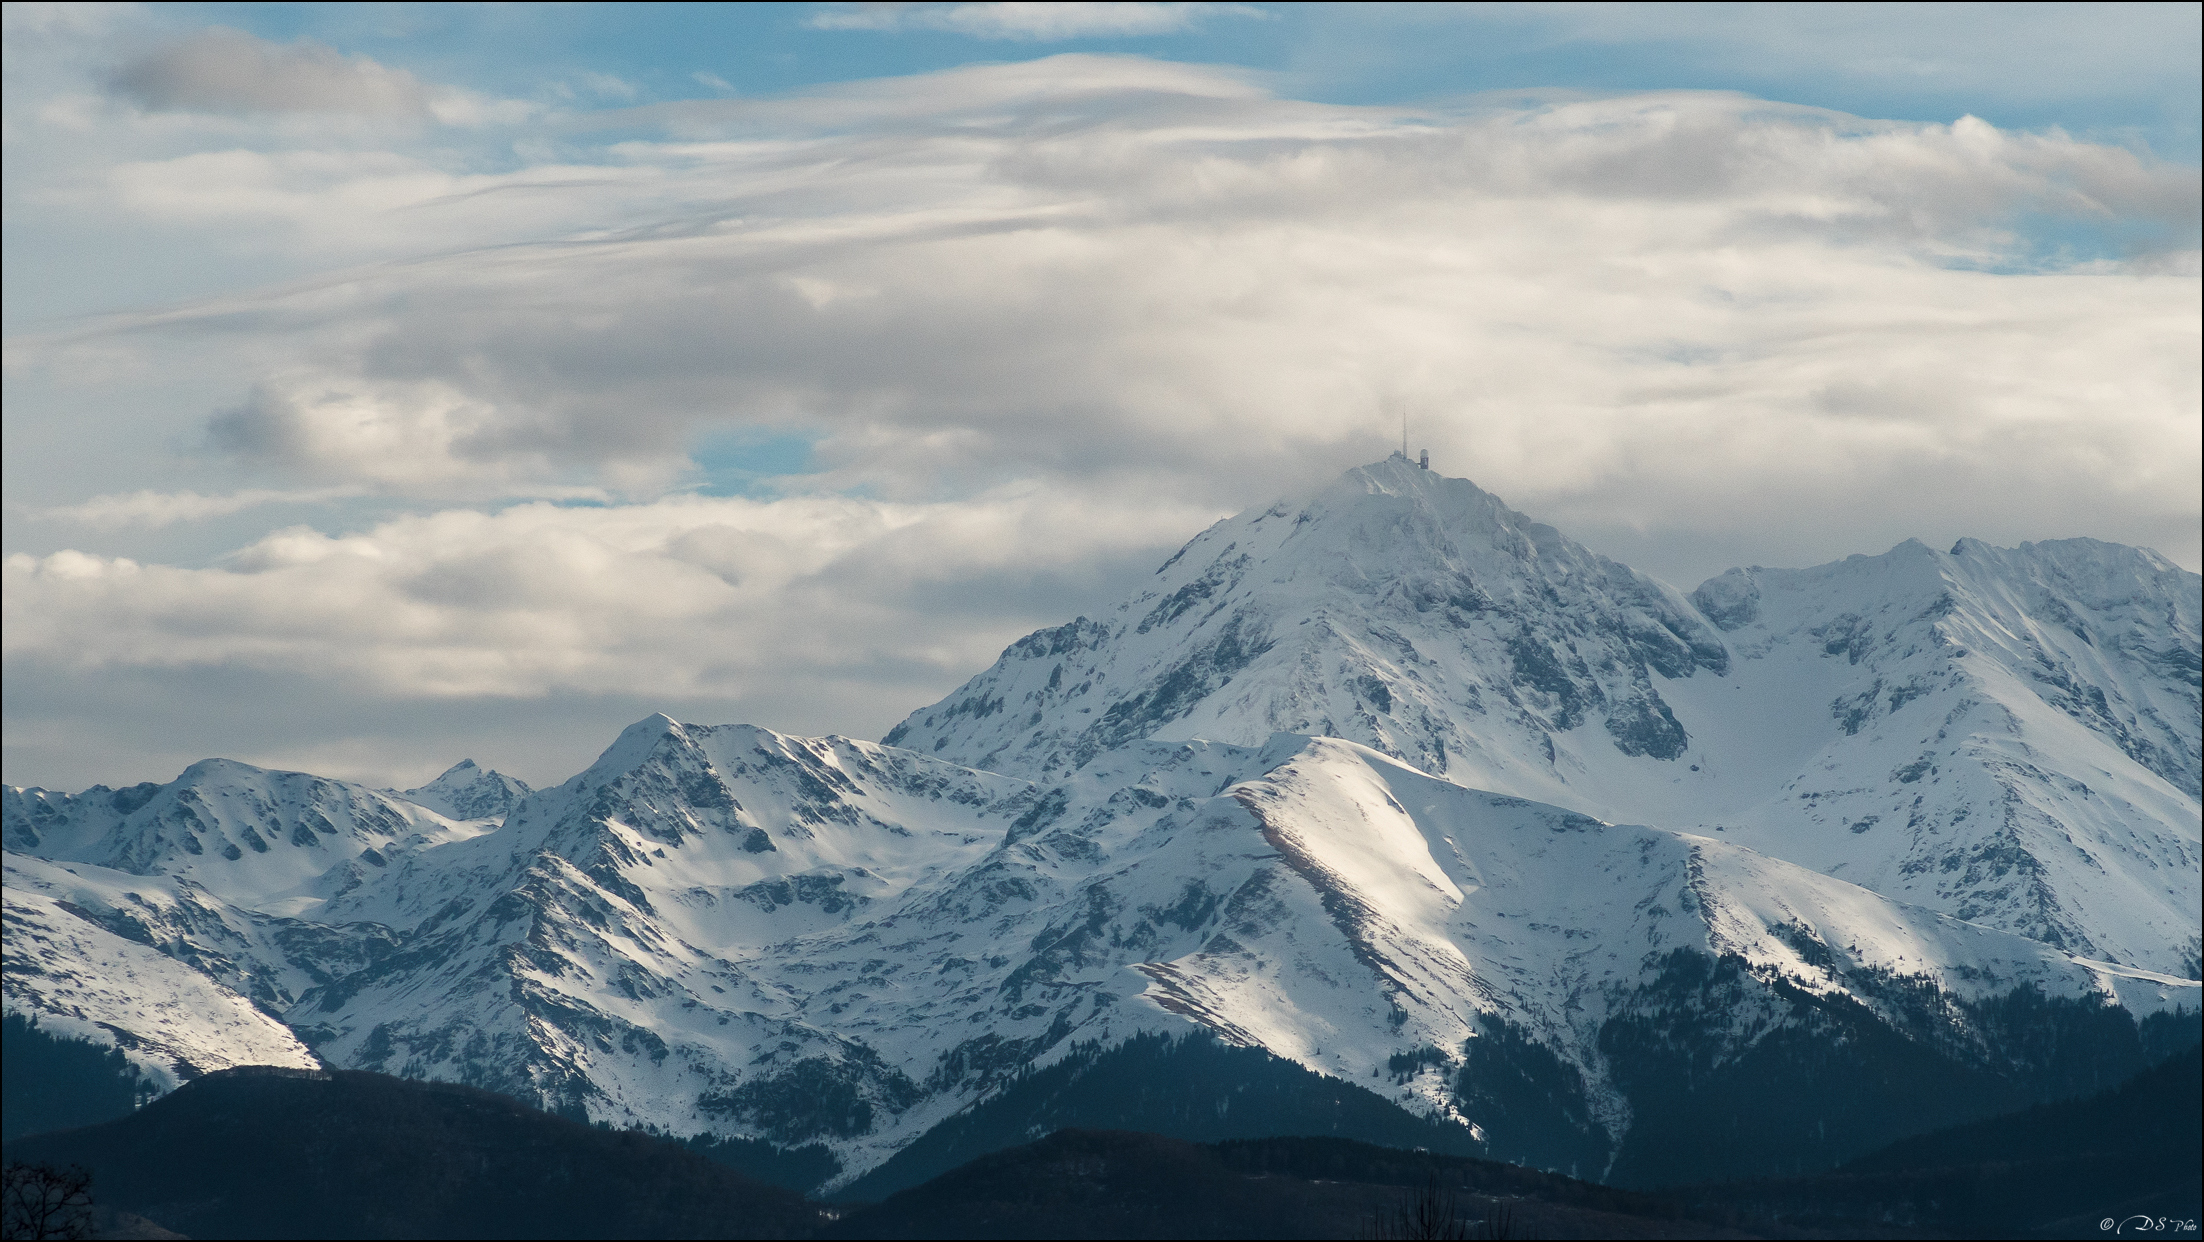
[2101,1217,2201,1235]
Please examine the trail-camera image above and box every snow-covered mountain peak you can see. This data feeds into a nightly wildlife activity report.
[887,459,1728,789]
[1691,532,2200,799]
[1157,455,1706,621]
[884,460,2198,977]
[4,760,477,915]
[1669,533,2200,974]
[399,760,532,823]
[335,715,1036,934]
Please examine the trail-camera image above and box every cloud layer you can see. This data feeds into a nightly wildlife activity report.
[3,484,1211,785]
[4,40,2198,790]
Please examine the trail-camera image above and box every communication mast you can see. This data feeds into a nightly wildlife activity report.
[1392,406,1428,469]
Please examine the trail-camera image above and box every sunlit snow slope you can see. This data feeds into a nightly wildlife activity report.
[4,859,320,1089]
[889,457,2202,976]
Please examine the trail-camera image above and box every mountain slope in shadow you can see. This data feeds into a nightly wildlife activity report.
[1,1066,824,1240]
[832,1046,2203,1240]
[837,1030,1490,1203]
[1685,1042,2203,1239]
[1,1013,152,1141]
[828,1129,1745,1240]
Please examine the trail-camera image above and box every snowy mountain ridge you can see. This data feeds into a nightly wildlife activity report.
[401,760,533,824]
[2,760,498,918]
[5,458,2198,1187]
[889,457,2201,977]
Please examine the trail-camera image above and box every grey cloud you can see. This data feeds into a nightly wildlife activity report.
[1810,378,1967,424]
[200,377,579,496]
[110,26,430,116]
[205,386,309,460]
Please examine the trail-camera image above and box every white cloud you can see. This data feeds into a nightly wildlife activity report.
[26,66,2190,529]
[3,52,2197,788]
[808,3,1264,40]
[1,483,1215,715]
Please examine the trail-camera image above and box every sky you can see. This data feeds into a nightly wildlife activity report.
[3,1,2199,792]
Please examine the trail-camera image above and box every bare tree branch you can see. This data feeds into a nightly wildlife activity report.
[1,1162,95,1242]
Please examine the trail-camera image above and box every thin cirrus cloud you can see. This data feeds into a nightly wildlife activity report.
[31,487,371,531]
[2,39,2198,791]
[806,3,1266,40]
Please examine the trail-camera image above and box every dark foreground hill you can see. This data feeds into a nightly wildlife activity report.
[6,1047,2193,1239]
[1684,1043,2203,1239]
[827,1128,1749,1240]
[0,1066,823,1239]
[836,1030,1491,1202]
[1,1013,151,1141]
[830,1046,2203,1240]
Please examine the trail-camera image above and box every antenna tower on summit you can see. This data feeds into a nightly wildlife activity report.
[1398,406,1429,470]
